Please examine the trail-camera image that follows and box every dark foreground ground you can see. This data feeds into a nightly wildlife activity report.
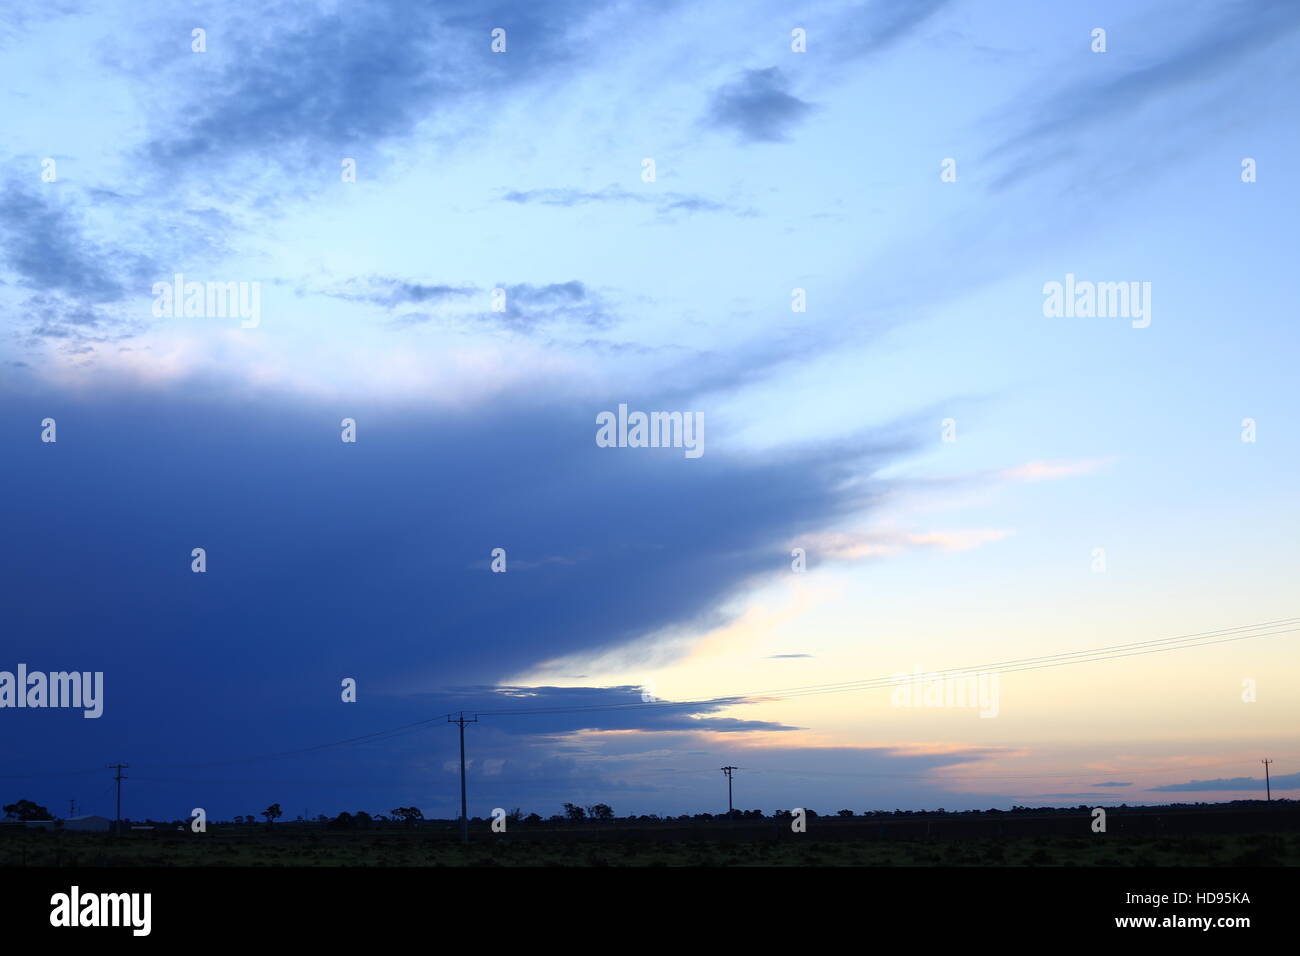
[5,804,1298,866]
[3,829,1298,867]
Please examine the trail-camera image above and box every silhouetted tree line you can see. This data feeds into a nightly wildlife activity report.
[3,799,52,821]
[199,796,1293,828]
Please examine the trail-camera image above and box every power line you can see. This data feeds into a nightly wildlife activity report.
[127,756,1281,787]
[128,777,412,788]
[608,756,1294,783]
[710,619,1300,704]
[474,617,1300,717]
[757,616,1300,699]
[0,767,114,781]
[4,617,1295,802]
[734,759,1295,782]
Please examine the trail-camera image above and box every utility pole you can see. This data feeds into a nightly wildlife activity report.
[1262,758,1273,802]
[448,713,477,843]
[68,799,76,819]
[107,763,129,836]
[721,766,737,817]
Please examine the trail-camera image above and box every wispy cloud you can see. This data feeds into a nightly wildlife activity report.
[985,0,1300,190]
[323,277,477,308]
[999,458,1115,483]
[503,184,741,217]
[139,0,624,180]
[831,0,952,60]
[704,67,815,143]
[1150,772,1300,793]
[802,528,1014,561]
[313,276,613,333]
[0,179,160,349]
[0,181,150,304]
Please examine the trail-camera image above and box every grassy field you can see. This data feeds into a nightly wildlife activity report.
[3,829,1296,866]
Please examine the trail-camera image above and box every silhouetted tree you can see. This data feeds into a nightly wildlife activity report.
[391,807,424,826]
[263,803,282,825]
[588,803,613,821]
[3,799,51,821]
[563,803,585,822]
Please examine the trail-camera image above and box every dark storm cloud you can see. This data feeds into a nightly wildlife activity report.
[429,685,799,734]
[0,383,913,816]
[704,68,815,143]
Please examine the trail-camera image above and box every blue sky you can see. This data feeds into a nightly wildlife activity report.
[2,0,1299,822]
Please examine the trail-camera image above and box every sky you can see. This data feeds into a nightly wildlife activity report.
[2,0,1299,823]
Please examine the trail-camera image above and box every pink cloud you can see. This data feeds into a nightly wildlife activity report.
[802,528,1014,560]
[999,457,1115,482]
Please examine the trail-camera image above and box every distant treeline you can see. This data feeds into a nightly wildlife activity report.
[223,797,1300,827]
[6,797,1293,830]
